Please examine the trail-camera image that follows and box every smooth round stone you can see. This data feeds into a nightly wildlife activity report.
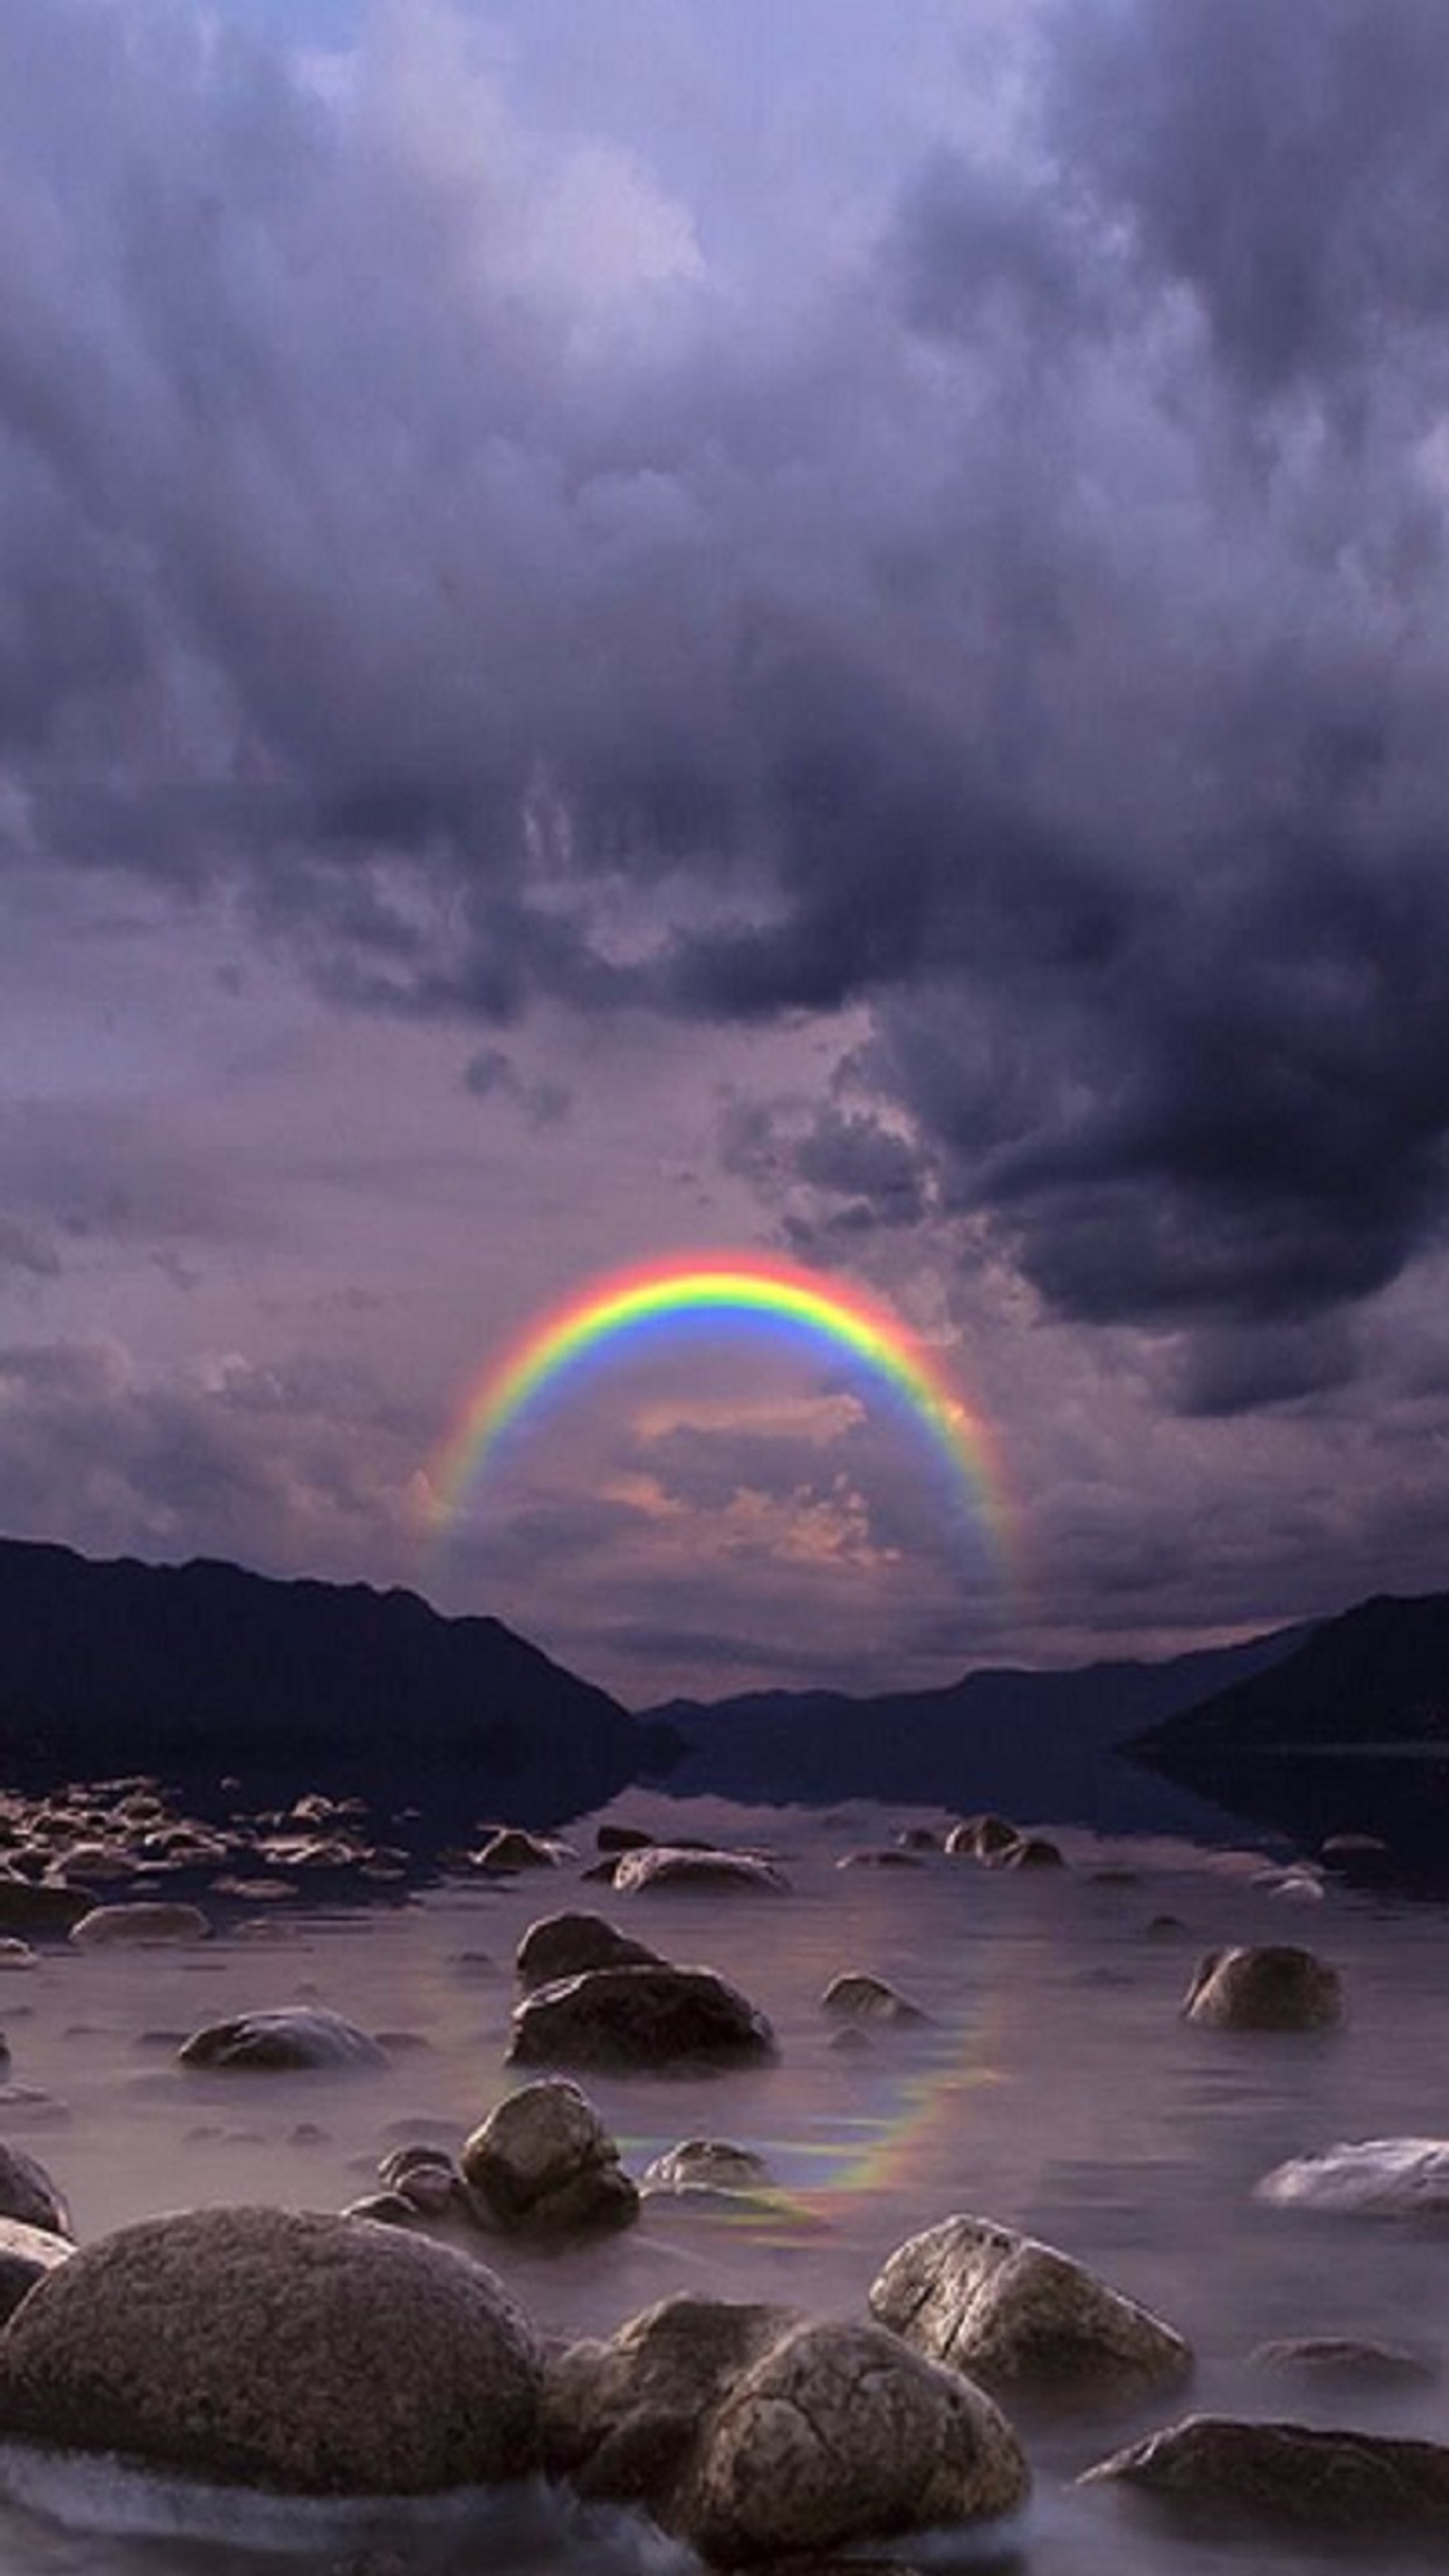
[71,1903,212,1948]
[178,2007,388,2071]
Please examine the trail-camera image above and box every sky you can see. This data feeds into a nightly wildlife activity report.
[5,0,1449,1709]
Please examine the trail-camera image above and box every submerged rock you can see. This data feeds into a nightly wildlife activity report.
[70,1902,211,1947]
[611,1847,790,1897]
[0,2205,542,2494]
[1081,2414,1449,2535]
[870,2214,1190,2408]
[820,1974,927,2026]
[514,1911,665,1991]
[641,2141,772,2195]
[508,1965,776,2073]
[1247,2337,1438,2389]
[178,2007,388,2071]
[1182,1945,1342,2032]
[461,2079,638,2237]
[986,1834,1066,1871]
[945,1815,1019,1860]
[1255,2137,1449,2216]
[679,2319,1029,2565]
[472,1830,561,1873]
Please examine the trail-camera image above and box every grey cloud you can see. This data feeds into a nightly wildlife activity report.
[462,1045,571,1127]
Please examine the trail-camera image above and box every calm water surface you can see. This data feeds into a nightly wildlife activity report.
[1,1790,1446,2574]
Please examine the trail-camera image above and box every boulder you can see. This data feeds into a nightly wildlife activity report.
[0,2216,72,2324]
[945,1815,1019,1860]
[1182,1946,1342,2032]
[679,2319,1029,2565]
[869,2215,1190,2408]
[595,1824,655,1853]
[0,2145,72,2240]
[0,1880,90,1934]
[509,1966,775,2073]
[1255,2137,1449,2216]
[472,1830,561,1873]
[641,2141,772,2196]
[461,2080,638,2237]
[820,1974,927,2026]
[611,1847,790,1897]
[1081,2415,1449,2535]
[986,1835,1066,1871]
[514,1912,665,1992]
[1247,2337,1438,2389]
[70,1902,211,1947]
[178,2006,388,2071]
[0,2205,542,2494]
[543,2293,801,2509]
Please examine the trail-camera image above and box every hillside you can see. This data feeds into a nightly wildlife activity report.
[0,1537,644,1825]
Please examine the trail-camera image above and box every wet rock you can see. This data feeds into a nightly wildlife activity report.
[828,2025,873,2054]
[509,1966,775,2073]
[1183,1945,1343,2032]
[869,2215,1191,2408]
[596,1824,655,1853]
[0,1944,35,1972]
[897,1827,941,1851]
[1247,2337,1438,2389]
[461,2079,638,2237]
[0,1880,90,1934]
[985,1835,1066,1871]
[611,1847,790,1897]
[0,2216,72,2323]
[178,2006,388,2071]
[1321,1832,1388,1858]
[1080,2414,1449,2536]
[0,2144,72,2239]
[945,1814,1019,1860]
[0,2205,542,2494]
[1145,1914,1190,1937]
[1255,2136,1449,2216]
[641,2141,772,2195]
[543,2293,801,2511]
[820,1974,927,2026]
[70,1902,212,1947]
[472,1830,561,1873]
[378,2146,459,2217]
[679,2319,1029,2565]
[514,1912,665,1991]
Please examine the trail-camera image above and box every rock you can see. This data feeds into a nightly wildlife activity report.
[0,1943,35,1972]
[1247,2337,1438,2389]
[1255,2137,1449,2216]
[461,2080,638,2237]
[835,1850,926,1871]
[641,2141,772,2195]
[543,2294,801,2511]
[70,1902,211,1948]
[820,1974,927,2026]
[985,1835,1066,1871]
[611,1847,790,1897]
[515,1912,665,1992]
[0,2145,72,2239]
[1080,2414,1449,2535]
[869,2215,1191,2408]
[0,2205,542,2494]
[1182,1946,1343,2032]
[509,1966,776,2073]
[1321,1832,1388,1858]
[0,2216,72,2324]
[472,1830,561,1873]
[945,1815,1019,1860]
[596,1824,655,1853]
[178,2007,388,2071]
[1145,1914,1190,1937]
[0,1880,90,1934]
[897,1827,941,1850]
[378,2146,459,2217]
[679,2319,1029,2565]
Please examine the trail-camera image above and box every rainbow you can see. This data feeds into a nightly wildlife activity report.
[424,1252,1015,1565]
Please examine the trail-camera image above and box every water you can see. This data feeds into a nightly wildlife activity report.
[0,1789,1447,2571]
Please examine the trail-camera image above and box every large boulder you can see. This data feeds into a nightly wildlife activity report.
[543,2294,801,2510]
[1081,2415,1449,2536]
[1255,2137,1449,2216]
[461,2080,638,2237]
[678,2319,1029,2565]
[1182,1946,1342,2032]
[178,2007,388,2071]
[509,1966,775,2073]
[514,1912,665,1991]
[611,1847,790,1897]
[0,2206,542,2494]
[870,2215,1190,2408]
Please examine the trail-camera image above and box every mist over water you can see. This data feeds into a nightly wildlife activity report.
[0,1791,1446,2573]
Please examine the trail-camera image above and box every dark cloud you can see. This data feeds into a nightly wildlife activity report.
[10,0,1449,1416]
[462,1045,571,1128]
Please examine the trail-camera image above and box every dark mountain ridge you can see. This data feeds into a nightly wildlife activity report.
[0,1536,644,1827]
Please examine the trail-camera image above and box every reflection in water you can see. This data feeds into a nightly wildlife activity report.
[0,1791,1446,2572]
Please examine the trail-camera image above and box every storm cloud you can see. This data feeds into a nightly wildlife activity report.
[5,0,1449,1451]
